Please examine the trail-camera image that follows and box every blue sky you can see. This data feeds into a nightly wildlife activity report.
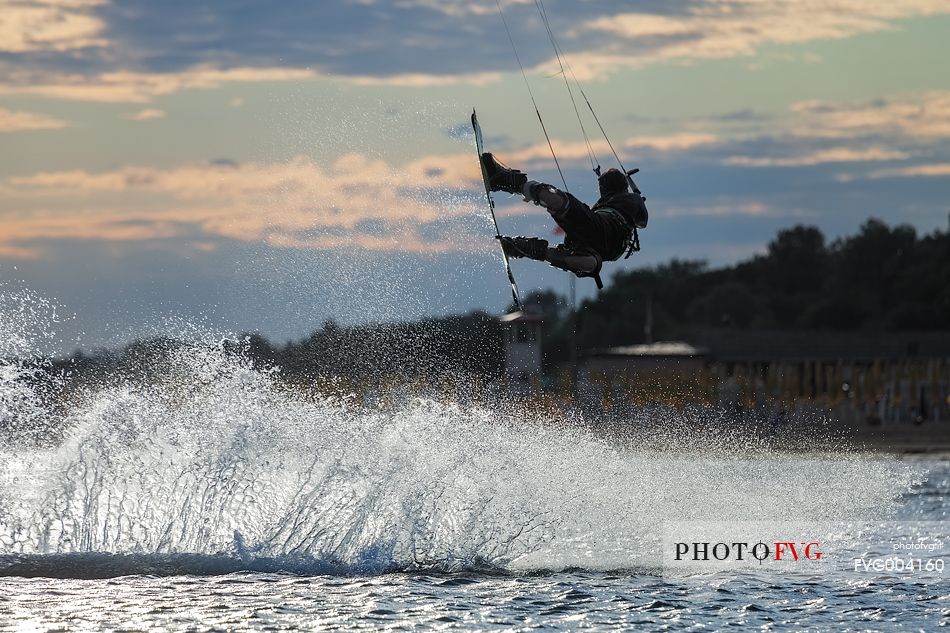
[1,0,949,351]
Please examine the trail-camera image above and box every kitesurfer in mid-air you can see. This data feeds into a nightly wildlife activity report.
[481,153,648,288]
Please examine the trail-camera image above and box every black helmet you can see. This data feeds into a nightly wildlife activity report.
[598,168,629,198]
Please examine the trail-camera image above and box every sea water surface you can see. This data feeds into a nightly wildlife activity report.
[1,290,947,631]
[1,454,946,631]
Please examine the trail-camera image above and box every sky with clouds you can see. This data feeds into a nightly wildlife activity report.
[2,0,949,351]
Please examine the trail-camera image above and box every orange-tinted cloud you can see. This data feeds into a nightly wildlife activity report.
[0,0,108,54]
[3,0,945,103]
[0,67,318,103]
[346,71,502,87]
[0,123,729,259]
[724,147,910,167]
[837,162,950,182]
[459,132,720,169]
[0,152,492,258]
[791,91,950,141]
[123,108,165,121]
[0,107,69,132]
[661,200,773,218]
[395,0,533,18]
[576,1,950,78]
[719,92,950,170]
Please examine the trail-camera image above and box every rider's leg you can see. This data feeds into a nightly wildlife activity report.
[545,244,602,276]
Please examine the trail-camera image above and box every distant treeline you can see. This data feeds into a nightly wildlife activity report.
[55,218,948,381]
[56,313,505,386]
[535,218,950,367]
[242,314,504,379]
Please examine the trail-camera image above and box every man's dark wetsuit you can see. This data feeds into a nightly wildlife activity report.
[482,154,649,288]
[539,185,646,261]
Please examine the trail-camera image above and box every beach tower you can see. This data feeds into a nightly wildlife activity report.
[499,311,544,382]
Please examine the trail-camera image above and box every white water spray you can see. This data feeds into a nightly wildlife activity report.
[0,289,921,576]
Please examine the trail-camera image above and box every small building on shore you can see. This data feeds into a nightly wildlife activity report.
[692,329,950,366]
[498,311,544,383]
[581,341,708,376]
[574,328,950,425]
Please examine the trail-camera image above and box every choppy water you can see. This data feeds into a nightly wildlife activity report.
[0,552,945,631]
[1,462,948,632]
[1,286,947,630]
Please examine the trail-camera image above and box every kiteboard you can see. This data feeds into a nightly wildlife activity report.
[472,109,523,312]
